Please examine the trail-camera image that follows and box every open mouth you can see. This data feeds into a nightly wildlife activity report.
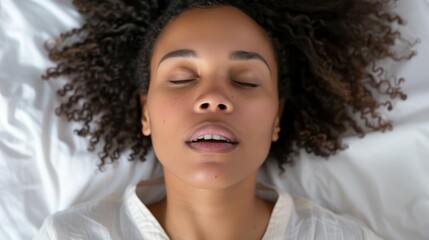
[191,134,234,144]
[187,134,238,152]
[186,124,239,153]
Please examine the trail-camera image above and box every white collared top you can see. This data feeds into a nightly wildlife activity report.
[35,177,382,240]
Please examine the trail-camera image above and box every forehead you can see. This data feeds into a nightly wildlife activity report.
[151,6,277,68]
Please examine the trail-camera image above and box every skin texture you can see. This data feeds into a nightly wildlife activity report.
[140,6,282,240]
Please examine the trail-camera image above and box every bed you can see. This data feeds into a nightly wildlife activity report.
[0,0,428,239]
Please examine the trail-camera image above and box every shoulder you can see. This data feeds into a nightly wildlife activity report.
[34,192,126,240]
[285,196,383,240]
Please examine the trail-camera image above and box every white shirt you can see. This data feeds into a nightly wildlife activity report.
[34,178,382,240]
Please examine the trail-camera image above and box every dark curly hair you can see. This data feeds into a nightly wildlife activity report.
[43,0,415,169]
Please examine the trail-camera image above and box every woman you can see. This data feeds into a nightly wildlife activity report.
[36,0,413,239]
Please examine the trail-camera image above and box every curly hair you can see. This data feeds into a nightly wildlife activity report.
[43,0,415,169]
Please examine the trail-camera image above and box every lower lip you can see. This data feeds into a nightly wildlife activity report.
[186,141,237,153]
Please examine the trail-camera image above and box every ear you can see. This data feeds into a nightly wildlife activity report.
[140,94,151,136]
[272,99,285,142]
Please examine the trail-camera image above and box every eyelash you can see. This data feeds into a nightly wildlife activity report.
[168,79,258,88]
[169,79,196,85]
[232,81,258,88]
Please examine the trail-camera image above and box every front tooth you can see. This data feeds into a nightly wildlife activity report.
[213,134,221,140]
[203,134,212,140]
[220,136,229,142]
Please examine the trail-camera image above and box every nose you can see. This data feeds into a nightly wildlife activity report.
[194,90,234,114]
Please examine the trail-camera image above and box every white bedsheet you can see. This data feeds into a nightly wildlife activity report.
[0,0,428,239]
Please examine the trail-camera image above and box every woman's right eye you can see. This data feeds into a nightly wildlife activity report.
[168,79,196,85]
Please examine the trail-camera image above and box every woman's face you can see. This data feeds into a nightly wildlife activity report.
[141,6,282,189]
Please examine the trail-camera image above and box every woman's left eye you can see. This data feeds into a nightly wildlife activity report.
[232,80,259,88]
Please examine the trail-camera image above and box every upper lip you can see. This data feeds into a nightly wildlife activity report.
[186,122,239,144]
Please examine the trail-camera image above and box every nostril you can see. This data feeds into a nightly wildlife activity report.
[218,104,227,110]
[198,102,230,111]
[201,103,209,109]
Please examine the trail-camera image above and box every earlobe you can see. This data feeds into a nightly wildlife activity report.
[272,100,285,142]
[272,117,281,142]
[140,95,151,136]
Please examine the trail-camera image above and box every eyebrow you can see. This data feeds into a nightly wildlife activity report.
[158,49,197,67]
[229,50,270,70]
[157,49,270,71]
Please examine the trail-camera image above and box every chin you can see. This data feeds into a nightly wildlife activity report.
[184,164,254,190]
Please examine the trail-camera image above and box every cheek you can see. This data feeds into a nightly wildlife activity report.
[239,97,278,154]
[245,97,277,131]
[147,94,187,157]
[149,94,183,127]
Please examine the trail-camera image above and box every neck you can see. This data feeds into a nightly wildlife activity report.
[149,171,274,240]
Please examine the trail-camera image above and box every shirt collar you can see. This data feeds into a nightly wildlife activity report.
[122,177,292,239]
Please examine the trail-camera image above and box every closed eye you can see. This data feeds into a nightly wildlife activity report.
[232,80,259,88]
[168,79,196,85]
